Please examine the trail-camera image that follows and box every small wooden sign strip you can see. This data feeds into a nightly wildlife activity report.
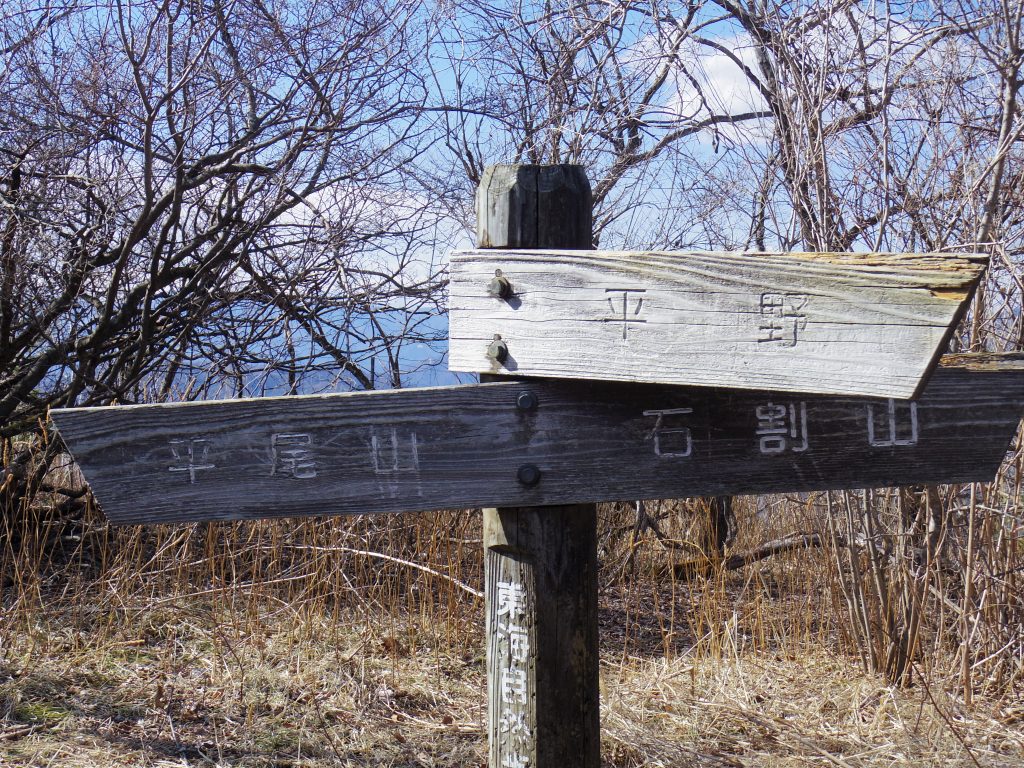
[449,249,987,399]
[52,354,1023,525]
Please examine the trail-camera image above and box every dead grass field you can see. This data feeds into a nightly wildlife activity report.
[2,493,1023,766]
[2,595,1022,767]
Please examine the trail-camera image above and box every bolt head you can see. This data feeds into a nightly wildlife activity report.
[486,336,509,364]
[517,464,541,487]
[516,391,538,411]
[487,274,512,300]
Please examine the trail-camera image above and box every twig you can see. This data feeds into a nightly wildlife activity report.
[0,724,39,741]
[721,532,827,570]
[285,544,483,599]
[911,659,984,768]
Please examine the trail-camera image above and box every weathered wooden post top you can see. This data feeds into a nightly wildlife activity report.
[51,163,1024,768]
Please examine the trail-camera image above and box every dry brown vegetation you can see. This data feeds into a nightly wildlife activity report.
[2,449,1023,766]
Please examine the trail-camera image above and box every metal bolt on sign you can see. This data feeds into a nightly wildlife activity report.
[516,463,542,487]
[486,334,509,364]
[516,391,538,411]
[488,269,513,300]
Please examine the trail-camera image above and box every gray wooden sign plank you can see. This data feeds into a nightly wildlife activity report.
[51,354,1023,526]
[448,249,987,399]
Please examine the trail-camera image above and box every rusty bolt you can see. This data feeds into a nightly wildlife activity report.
[487,269,513,300]
[486,334,508,364]
[517,463,541,487]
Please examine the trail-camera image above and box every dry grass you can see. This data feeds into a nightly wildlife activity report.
[603,651,1024,767]
[2,595,1022,767]
[2,469,1024,766]
[0,599,486,767]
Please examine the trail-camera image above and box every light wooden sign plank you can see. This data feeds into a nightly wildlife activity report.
[52,354,1023,525]
[448,249,987,399]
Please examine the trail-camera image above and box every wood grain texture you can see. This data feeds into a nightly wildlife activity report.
[50,354,1024,525]
[476,165,592,250]
[449,249,987,399]
[485,506,599,768]
[486,536,538,768]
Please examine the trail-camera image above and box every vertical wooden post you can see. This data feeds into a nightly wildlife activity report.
[478,164,600,768]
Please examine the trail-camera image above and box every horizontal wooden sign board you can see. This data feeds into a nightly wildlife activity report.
[449,249,987,399]
[52,354,1023,525]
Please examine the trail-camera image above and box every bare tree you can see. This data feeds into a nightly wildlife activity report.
[4,0,1024,693]
[705,0,1024,684]
[0,0,437,420]
[0,0,441,514]
[425,0,774,245]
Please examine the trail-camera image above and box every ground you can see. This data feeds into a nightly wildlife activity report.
[2,587,1021,767]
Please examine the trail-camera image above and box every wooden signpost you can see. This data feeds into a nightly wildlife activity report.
[449,248,986,399]
[51,164,1024,768]
[476,164,599,768]
[51,356,1024,525]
